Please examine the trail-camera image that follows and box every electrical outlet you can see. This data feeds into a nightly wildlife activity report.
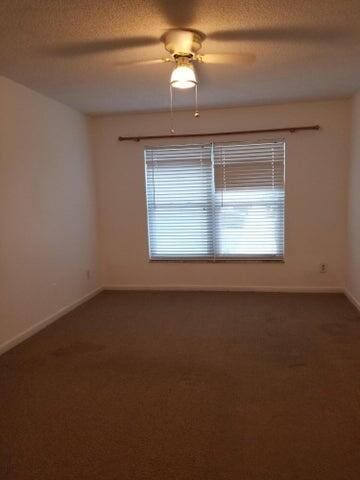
[319,263,327,274]
[86,269,91,280]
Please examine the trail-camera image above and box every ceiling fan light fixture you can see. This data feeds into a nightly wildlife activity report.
[170,63,197,89]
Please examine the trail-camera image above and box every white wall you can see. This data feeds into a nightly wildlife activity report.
[0,76,99,351]
[347,91,360,306]
[91,99,350,291]
[0,77,354,354]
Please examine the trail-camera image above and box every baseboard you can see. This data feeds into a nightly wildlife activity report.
[104,284,344,293]
[344,289,360,312]
[0,286,103,356]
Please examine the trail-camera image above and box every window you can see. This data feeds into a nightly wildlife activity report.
[145,140,285,261]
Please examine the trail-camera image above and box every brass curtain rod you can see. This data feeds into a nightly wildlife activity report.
[118,125,320,142]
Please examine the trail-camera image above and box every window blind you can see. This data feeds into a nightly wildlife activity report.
[213,141,285,259]
[145,140,285,261]
[145,144,213,259]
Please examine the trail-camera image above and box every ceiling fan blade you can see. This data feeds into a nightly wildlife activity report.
[49,36,159,57]
[156,0,197,26]
[208,26,352,43]
[199,53,256,65]
[116,58,172,67]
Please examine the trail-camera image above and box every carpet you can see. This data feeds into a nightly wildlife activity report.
[1,291,360,479]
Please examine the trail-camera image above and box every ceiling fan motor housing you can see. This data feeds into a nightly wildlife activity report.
[162,29,205,58]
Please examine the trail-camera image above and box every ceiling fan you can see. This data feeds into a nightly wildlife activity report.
[51,20,348,92]
[50,9,351,128]
[115,29,256,90]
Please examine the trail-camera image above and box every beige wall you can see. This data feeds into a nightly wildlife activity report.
[92,99,350,291]
[348,91,360,305]
[0,79,355,353]
[0,76,99,350]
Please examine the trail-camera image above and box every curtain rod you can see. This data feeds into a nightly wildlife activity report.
[118,125,320,142]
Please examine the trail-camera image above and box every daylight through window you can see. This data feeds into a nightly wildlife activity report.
[145,140,285,261]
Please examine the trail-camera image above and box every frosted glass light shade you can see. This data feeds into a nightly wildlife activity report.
[170,64,197,89]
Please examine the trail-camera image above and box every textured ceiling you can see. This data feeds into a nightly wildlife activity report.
[1,0,360,114]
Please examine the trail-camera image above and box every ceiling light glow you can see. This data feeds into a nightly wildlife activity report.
[170,64,197,89]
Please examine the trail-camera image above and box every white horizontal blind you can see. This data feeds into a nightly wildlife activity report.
[145,140,285,261]
[145,144,213,259]
[213,141,285,259]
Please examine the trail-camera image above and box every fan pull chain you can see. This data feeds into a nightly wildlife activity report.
[194,84,199,118]
[170,85,175,134]
[169,82,199,133]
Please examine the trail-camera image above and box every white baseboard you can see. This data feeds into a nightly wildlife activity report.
[0,287,103,356]
[344,289,360,312]
[104,284,344,293]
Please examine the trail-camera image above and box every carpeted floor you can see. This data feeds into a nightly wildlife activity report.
[1,291,360,479]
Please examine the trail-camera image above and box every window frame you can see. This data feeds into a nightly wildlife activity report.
[144,139,286,263]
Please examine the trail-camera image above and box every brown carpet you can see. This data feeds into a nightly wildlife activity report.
[1,291,360,479]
